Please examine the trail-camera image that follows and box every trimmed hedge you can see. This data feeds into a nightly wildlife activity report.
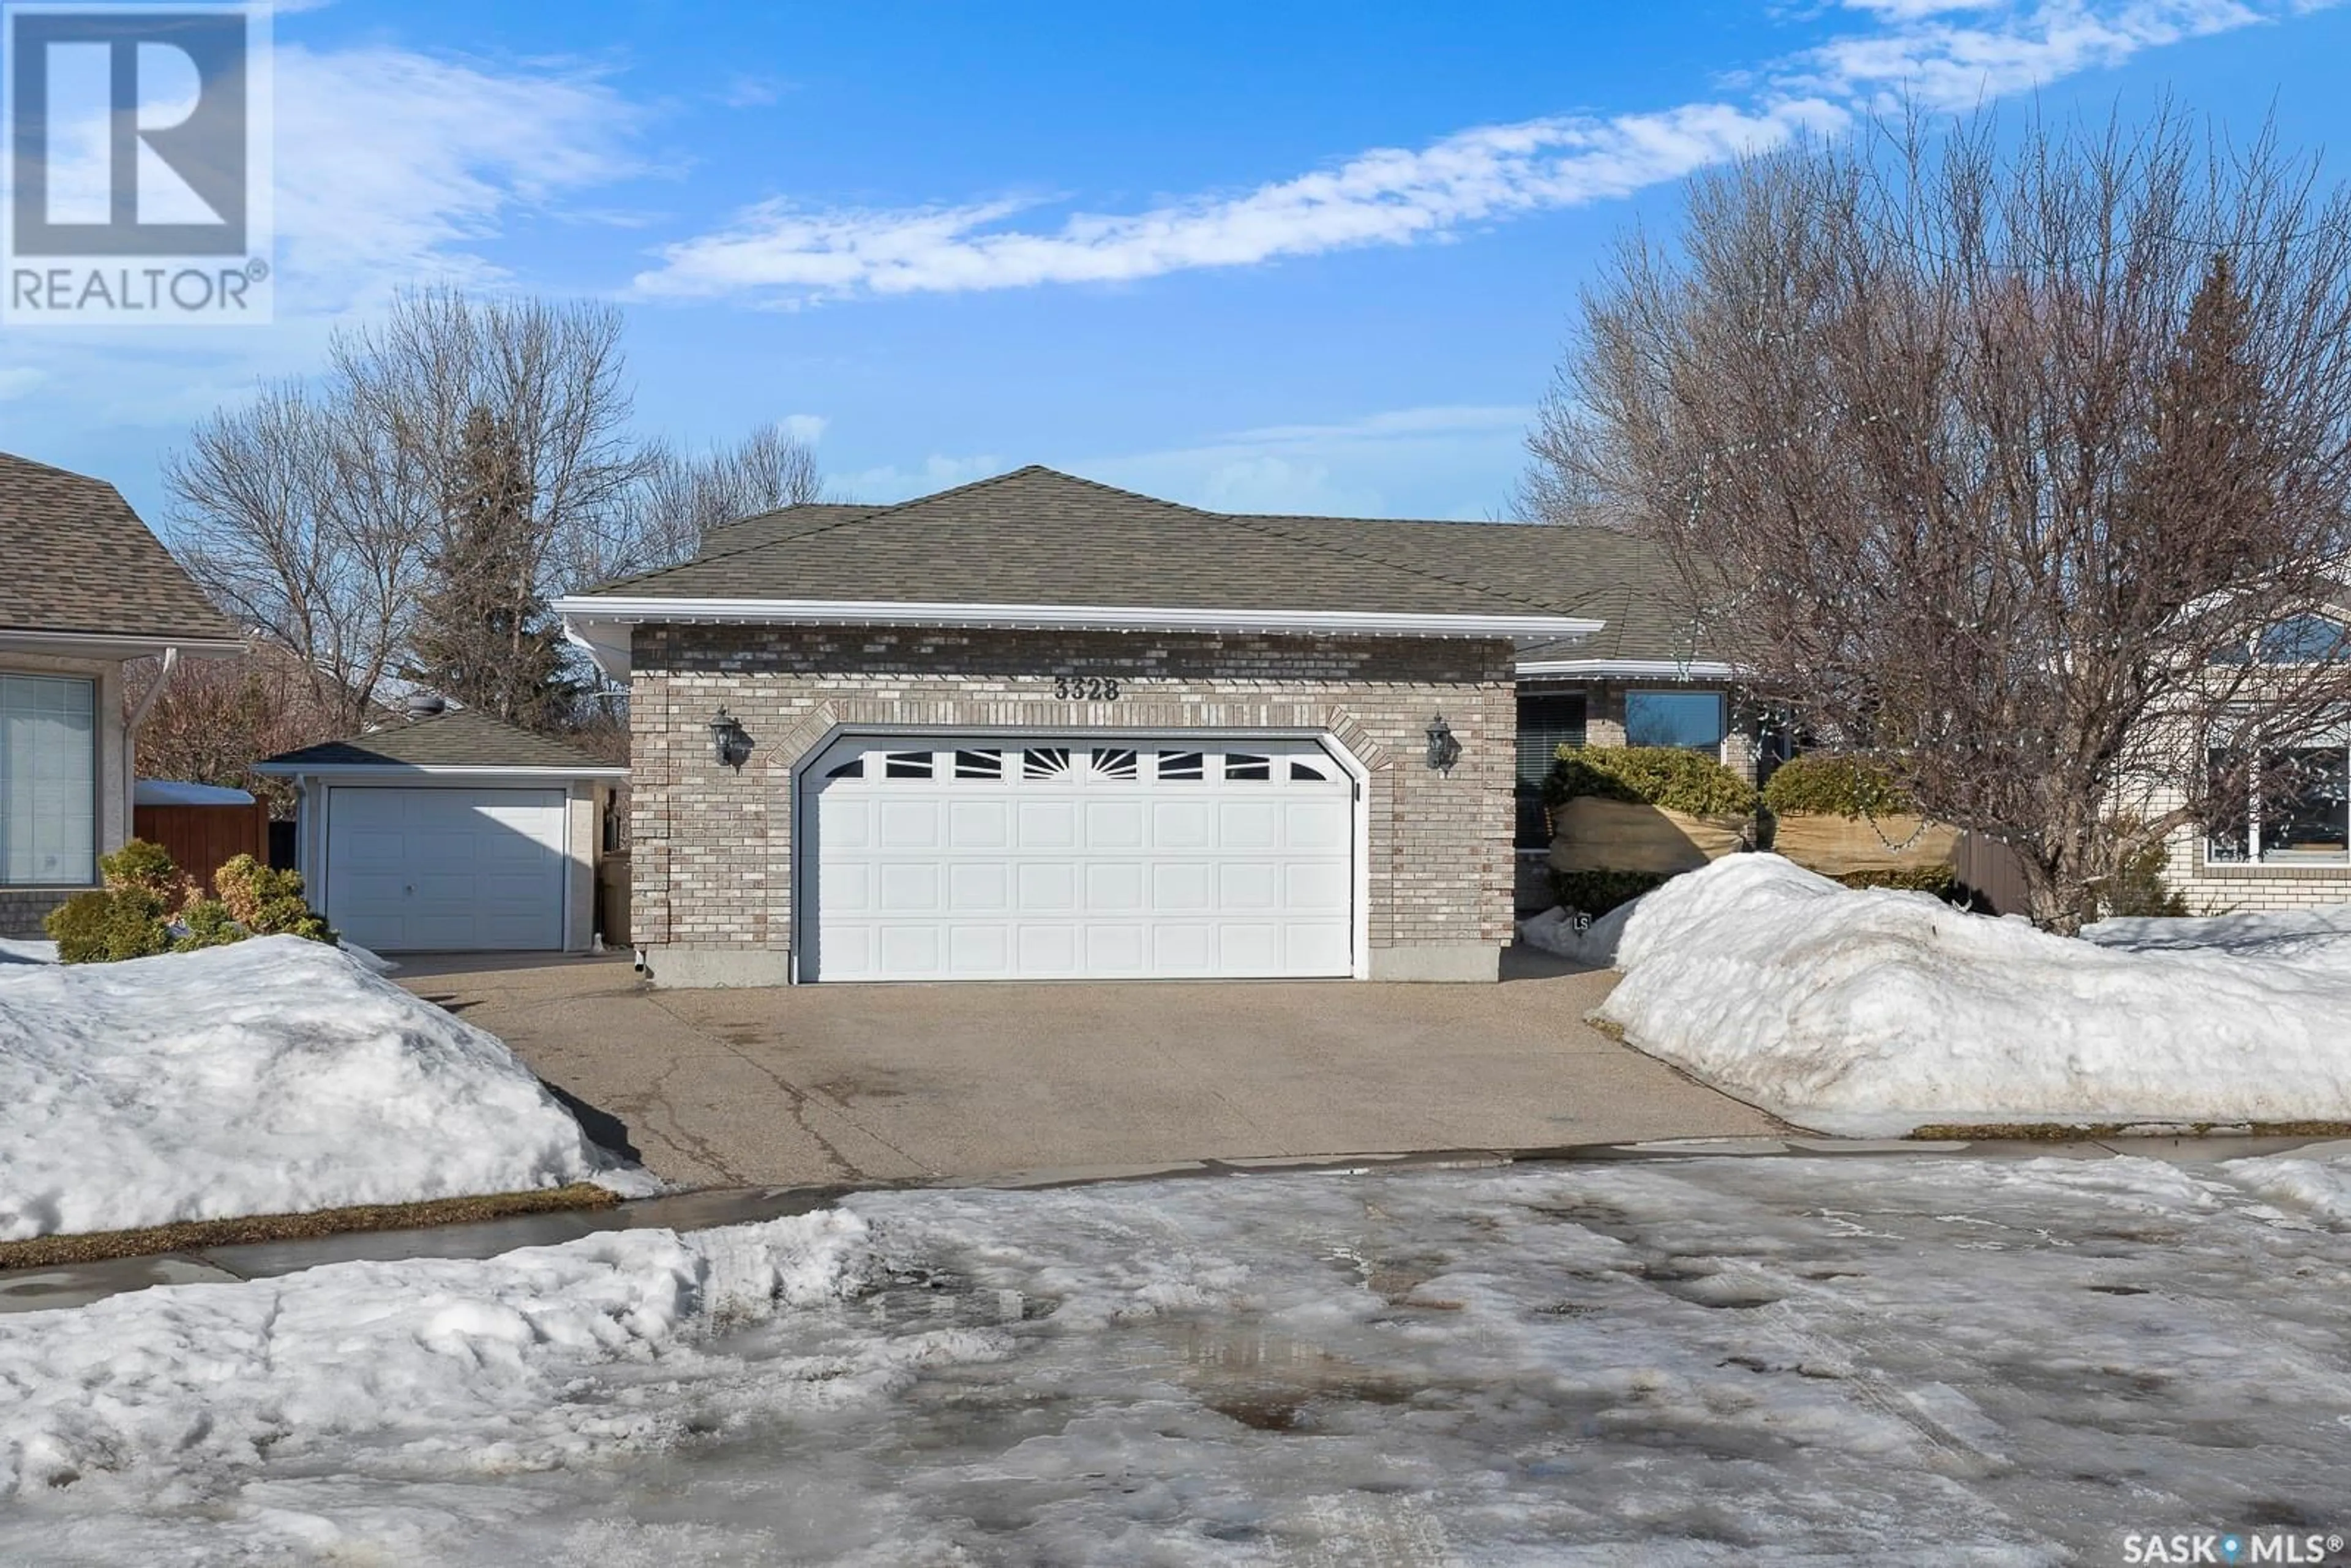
[1545,745,1758,817]
[1551,868,1673,917]
[1834,864,1962,900]
[1761,752,1914,819]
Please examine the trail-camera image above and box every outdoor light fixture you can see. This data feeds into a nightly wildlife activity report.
[1425,713,1461,772]
[708,708,750,769]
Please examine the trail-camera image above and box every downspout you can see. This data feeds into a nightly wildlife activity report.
[122,646,180,830]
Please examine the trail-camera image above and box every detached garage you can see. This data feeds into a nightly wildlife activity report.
[255,709,627,955]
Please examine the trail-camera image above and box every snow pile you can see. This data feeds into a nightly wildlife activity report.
[0,938,52,967]
[0,1212,872,1502]
[1595,855,2351,1134]
[132,780,255,808]
[0,936,641,1240]
[2086,902,2351,969]
[2225,1146,2351,1221]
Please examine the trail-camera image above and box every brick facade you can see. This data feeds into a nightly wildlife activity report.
[626,625,1518,977]
[0,889,67,939]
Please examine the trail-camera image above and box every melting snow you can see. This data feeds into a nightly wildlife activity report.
[1,1154,2346,1562]
[0,936,646,1240]
[1595,855,2351,1135]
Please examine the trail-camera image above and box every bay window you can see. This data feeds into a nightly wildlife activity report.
[0,673,98,887]
[2207,726,2351,865]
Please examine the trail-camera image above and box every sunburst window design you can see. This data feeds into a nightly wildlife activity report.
[1291,757,1329,781]
[827,757,864,780]
[1223,752,1272,781]
[883,751,934,779]
[954,749,1003,779]
[1091,748,1139,780]
[1023,748,1071,779]
[1157,751,1204,780]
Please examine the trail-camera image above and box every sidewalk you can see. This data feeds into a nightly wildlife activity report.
[6,1131,2340,1316]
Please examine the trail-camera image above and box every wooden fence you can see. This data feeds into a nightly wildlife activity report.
[1952,830,2031,916]
[133,800,270,897]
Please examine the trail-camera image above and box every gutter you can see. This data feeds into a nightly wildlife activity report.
[123,647,180,803]
[1513,658,1738,680]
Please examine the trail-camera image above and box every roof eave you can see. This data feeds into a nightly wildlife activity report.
[0,627,245,660]
[555,596,1604,680]
[1513,658,1739,681]
[249,760,629,779]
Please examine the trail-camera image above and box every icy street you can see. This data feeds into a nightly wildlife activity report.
[6,1151,2351,1565]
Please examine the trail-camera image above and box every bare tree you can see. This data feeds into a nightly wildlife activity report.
[344,287,650,599]
[170,382,427,731]
[601,421,829,580]
[124,641,351,814]
[170,287,653,729]
[1527,106,2351,931]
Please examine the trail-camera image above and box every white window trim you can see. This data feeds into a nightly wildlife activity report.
[2208,740,2351,868]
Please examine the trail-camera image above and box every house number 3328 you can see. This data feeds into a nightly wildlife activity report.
[1053,675,1122,701]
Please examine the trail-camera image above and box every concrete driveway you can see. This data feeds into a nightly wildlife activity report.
[396,951,1780,1188]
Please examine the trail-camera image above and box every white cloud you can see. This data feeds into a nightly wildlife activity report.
[830,452,1007,502]
[0,368,45,402]
[1796,0,2276,109]
[272,43,645,312]
[719,73,795,109]
[631,0,2321,306]
[632,102,1840,302]
[780,413,828,445]
[818,405,1532,517]
[1081,404,1534,519]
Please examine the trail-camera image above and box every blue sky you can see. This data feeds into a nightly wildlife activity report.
[6,0,2351,534]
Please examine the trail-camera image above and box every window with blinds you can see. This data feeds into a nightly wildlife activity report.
[1515,694,1587,849]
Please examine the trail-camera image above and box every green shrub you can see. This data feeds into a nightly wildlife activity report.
[215,854,337,943]
[46,888,173,964]
[1551,868,1673,917]
[1834,864,1963,901]
[98,838,195,907]
[1761,752,1916,819]
[172,899,245,952]
[2089,837,2190,921]
[1545,746,1758,817]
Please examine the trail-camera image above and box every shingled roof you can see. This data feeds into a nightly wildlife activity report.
[570,465,1712,662]
[253,709,625,774]
[582,467,1584,620]
[0,451,239,643]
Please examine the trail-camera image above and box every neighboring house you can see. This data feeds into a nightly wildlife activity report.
[555,465,1738,987]
[0,451,242,937]
[2142,609,2351,915]
[253,707,627,955]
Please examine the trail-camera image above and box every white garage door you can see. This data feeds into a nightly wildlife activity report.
[325,787,568,952]
[803,738,1356,981]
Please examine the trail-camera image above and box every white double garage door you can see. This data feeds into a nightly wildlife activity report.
[803,735,1358,981]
